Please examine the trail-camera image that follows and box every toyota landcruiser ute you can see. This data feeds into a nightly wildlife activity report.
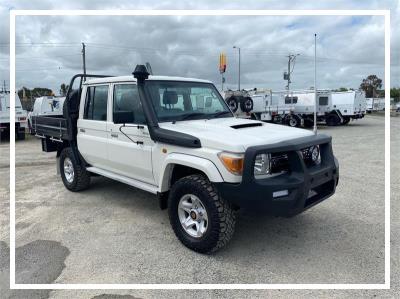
[32,65,339,253]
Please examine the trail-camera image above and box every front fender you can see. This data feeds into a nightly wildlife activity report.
[158,153,224,192]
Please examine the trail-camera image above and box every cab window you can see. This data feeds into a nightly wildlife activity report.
[84,85,109,121]
[113,84,146,124]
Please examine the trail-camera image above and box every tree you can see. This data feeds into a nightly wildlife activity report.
[17,87,54,111]
[360,75,382,98]
[390,88,400,102]
[334,87,348,92]
[60,83,69,96]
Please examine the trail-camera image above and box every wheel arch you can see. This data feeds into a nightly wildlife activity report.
[158,153,224,192]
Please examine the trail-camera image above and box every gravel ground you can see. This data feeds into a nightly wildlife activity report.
[0,114,398,298]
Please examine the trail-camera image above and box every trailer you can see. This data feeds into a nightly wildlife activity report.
[277,90,340,127]
[0,91,28,140]
[330,91,366,124]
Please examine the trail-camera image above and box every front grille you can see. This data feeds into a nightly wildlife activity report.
[269,145,321,174]
[270,153,290,173]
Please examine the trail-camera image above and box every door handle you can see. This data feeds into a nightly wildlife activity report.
[111,133,118,138]
[80,128,85,133]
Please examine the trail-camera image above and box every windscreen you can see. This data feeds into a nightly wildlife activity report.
[145,81,232,122]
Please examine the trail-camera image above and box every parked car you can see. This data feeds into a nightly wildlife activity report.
[32,65,339,253]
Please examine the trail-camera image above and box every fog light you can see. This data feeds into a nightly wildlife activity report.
[310,145,320,163]
[273,190,289,198]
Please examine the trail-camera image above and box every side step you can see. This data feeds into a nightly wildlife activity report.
[86,166,158,194]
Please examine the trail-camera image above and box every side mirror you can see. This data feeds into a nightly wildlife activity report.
[114,111,135,124]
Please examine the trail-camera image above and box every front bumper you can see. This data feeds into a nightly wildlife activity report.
[216,134,339,217]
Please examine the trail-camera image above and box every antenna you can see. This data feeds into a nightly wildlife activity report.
[313,34,317,135]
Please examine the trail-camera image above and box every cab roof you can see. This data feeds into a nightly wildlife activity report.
[83,75,212,85]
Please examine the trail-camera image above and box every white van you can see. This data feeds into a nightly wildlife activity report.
[0,91,28,140]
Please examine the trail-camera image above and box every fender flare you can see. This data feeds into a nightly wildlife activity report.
[158,153,224,192]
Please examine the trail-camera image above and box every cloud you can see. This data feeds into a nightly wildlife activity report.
[0,0,398,94]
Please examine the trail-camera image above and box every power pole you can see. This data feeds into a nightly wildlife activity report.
[82,42,86,79]
[285,54,300,92]
[313,34,317,135]
[233,46,241,90]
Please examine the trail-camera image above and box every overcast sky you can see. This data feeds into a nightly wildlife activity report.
[0,0,399,95]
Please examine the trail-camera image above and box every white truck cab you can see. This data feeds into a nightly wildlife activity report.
[33,65,339,253]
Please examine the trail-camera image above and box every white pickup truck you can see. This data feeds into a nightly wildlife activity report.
[33,65,339,253]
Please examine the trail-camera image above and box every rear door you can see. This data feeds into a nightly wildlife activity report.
[106,83,155,184]
[77,84,110,169]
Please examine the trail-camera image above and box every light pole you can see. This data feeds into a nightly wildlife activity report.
[233,46,241,90]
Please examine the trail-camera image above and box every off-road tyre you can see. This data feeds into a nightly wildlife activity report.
[240,97,254,113]
[326,114,341,126]
[168,174,236,254]
[303,118,314,128]
[16,131,25,140]
[59,147,91,192]
[226,97,238,113]
[286,115,301,127]
[342,116,350,125]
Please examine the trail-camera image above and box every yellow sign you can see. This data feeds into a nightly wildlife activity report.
[219,53,227,73]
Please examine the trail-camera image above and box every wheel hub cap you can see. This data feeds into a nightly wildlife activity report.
[178,194,208,238]
[63,157,74,183]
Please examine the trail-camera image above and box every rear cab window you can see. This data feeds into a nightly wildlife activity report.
[84,85,109,121]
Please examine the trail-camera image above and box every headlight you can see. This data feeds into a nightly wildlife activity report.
[218,152,244,175]
[254,153,271,177]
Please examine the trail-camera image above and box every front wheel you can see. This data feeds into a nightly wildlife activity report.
[59,147,91,192]
[168,175,236,254]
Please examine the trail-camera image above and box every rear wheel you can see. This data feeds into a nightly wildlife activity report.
[342,116,350,125]
[168,174,236,253]
[16,131,25,140]
[59,147,91,191]
[303,118,314,128]
[326,114,341,126]
[286,115,300,127]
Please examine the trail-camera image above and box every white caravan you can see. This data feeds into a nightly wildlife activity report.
[250,92,295,124]
[330,91,366,124]
[28,96,65,134]
[279,90,338,127]
[366,98,385,112]
[0,91,28,140]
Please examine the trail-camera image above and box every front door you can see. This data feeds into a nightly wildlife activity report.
[106,83,155,185]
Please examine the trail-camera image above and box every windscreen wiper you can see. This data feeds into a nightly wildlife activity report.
[179,112,207,121]
[208,111,232,119]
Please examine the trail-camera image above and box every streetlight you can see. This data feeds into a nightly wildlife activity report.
[233,46,241,90]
